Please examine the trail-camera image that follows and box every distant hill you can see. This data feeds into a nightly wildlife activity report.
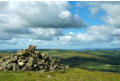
[0,49,19,52]
[0,47,120,52]
[72,48,120,51]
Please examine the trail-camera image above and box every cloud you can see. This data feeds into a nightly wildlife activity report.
[101,3,120,27]
[1,1,120,49]
[0,1,86,29]
[89,7,100,16]
[58,25,120,46]
[29,28,63,40]
[85,2,120,27]
[0,38,17,45]
[0,33,12,40]
[63,2,120,47]
[0,1,86,43]
[0,27,63,41]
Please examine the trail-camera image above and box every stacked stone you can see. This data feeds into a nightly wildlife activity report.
[0,45,67,71]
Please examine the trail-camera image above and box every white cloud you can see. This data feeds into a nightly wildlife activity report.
[1,1,120,49]
[0,1,86,42]
[86,2,120,27]
[89,7,100,16]
[101,3,120,27]
[58,25,119,45]
[61,2,120,48]
[0,1,86,29]
[29,28,63,40]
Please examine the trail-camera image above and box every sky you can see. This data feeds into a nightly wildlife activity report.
[0,1,120,49]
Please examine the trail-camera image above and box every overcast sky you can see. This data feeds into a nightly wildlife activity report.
[0,1,120,49]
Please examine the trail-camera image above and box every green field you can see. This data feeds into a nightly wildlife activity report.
[41,49,120,72]
[1,68,120,81]
[1,49,120,81]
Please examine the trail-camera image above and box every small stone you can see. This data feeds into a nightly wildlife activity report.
[41,53,46,57]
[47,75,51,78]
[18,62,24,66]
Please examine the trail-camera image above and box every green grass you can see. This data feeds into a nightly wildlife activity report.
[39,49,120,72]
[0,68,120,81]
[1,49,120,81]
[1,50,120,72]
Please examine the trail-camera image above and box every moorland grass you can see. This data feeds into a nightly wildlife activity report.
[0,68,120,81]
[1,50,120,81]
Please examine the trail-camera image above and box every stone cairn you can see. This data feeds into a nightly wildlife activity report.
[0,45,67,71]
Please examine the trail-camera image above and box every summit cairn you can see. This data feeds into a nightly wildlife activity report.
[0,45,67,71]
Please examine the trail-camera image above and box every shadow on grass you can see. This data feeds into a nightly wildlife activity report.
[54,55,120,73]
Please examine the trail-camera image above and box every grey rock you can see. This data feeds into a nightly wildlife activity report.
[0,45,68,71]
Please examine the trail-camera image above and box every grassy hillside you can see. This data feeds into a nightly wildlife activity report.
[0,49,120,81]
[39,49,120,72]
[0,68,120,81]
[1,49,120,72]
